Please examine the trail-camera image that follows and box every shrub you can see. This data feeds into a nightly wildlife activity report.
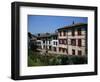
[49,57,61,65]
[59,55,69,65]
[28,49,87,66]
[70,55,87,64]
[28,56,34,66]
[30,42,38,51]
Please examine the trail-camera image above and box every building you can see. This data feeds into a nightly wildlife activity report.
[36,33,51,50]
[50,33,59,53]
[36,33,59,53]
[28,32,37,49]
[57,23,87,56]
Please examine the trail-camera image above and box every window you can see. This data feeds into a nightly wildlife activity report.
[63,31,66,36]
[56,42,57,45]
[72,49,75,55]
[53,47,56,51]
[59,48,61,52]
[43,40,45,43]
[60,40,63,44]
[53,41,57,45]
[59,40,61,44]
[64,39,67,44]
[64,40,66,44]
[59,39,67,44]
[71,39,76,46]
[62,48,65,53]
[59,39,62,44]
[49,40,51,44]
[77,28,81,35]
[78,39,82,46]
[60,31,62,36]
[62,39,64,44]
[43,45,45,49]
[72,29,75,36]
[49,46,52,50]
[53,42,55,45]
[78,50,82,56]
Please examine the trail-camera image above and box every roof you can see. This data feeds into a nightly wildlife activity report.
[35,33,58,38]
[57,23,87,31]
[28,32,37,39]
[32,34,37,38]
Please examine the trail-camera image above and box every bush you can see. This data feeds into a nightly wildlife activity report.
[30,42,38,51]
[49,57,61,65]
[58,55,69,65]
[28,56,34,66]
[70,55,87,64]
[28,49,87,66]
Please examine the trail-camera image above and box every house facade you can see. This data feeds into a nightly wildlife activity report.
[57,23,87,56]
[36,33,59,53]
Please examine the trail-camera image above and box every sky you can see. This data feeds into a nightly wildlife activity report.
[28,15,87,34]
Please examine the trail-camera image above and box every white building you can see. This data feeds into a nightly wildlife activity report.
[36,33,59,53]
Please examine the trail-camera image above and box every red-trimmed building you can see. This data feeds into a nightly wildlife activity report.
[57,23,87,56]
